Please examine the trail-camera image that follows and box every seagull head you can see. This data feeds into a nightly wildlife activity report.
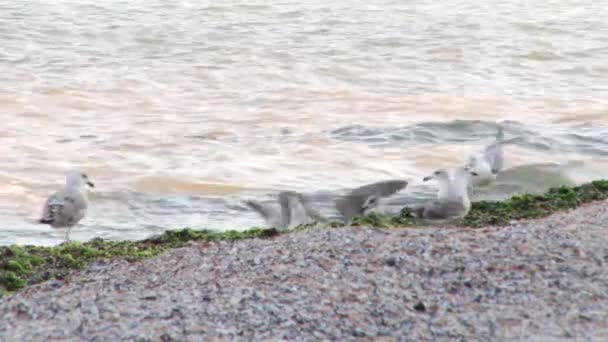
[66,171,95,189]
[361,195,379,214]
[423,168,450,182]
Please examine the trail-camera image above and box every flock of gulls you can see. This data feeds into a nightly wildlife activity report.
[38,127,508,241]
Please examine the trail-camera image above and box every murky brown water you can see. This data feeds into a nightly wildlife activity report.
[1,1,607,245]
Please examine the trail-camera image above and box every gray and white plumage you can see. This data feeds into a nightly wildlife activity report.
[335,180,408,222]
[245,191,322,229]
[466,126,505,187]
[411,200,470,220]
[39,171,95,241]
[414,167,473,220]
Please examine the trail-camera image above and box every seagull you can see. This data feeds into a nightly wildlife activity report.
[466,126,506,187]
[412,166,476,220]
[247,179,408,228]
[245,191,322,229]
[335,179,408,222]
[39,170,95,242]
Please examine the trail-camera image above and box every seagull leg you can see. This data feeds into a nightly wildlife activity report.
[64,227,72,243]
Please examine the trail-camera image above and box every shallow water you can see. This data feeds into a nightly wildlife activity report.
[1,1,607,245]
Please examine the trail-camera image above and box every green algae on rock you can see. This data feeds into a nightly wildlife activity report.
[0,228,279,294]
[460,180,608,227]
[1,180,608,295]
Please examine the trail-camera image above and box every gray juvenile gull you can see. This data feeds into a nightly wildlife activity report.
[39,170,95,242]
[245,191,322,230]
[466,126,506,187]
[335,180,408,222]
[412,166,475,220]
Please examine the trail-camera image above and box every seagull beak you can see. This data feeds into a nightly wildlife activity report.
[87,181,95,188]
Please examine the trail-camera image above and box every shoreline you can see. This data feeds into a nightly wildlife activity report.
[1,197,607,339]
[1,180,607,295]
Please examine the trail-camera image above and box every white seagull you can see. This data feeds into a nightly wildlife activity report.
[39,170,94,242]
[412,166,476,220]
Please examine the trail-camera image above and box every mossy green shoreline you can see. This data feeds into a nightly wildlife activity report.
[2,180,608,295]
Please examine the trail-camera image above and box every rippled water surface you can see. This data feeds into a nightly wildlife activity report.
[1,1,607,245]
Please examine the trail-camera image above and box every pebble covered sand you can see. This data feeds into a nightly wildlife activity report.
[1,201,608,341]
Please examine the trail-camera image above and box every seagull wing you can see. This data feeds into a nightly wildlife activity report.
[336,180,408,222]
[484,141,504,174]
[39,192,65,225]
[39,190,87,227]
[348,180,408,198]
[284,191,324,225]
[245,199,283,228]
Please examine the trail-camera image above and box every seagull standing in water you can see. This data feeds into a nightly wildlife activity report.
[39,171,95,242]
[466,126,506,187]
[411,166,476,220]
